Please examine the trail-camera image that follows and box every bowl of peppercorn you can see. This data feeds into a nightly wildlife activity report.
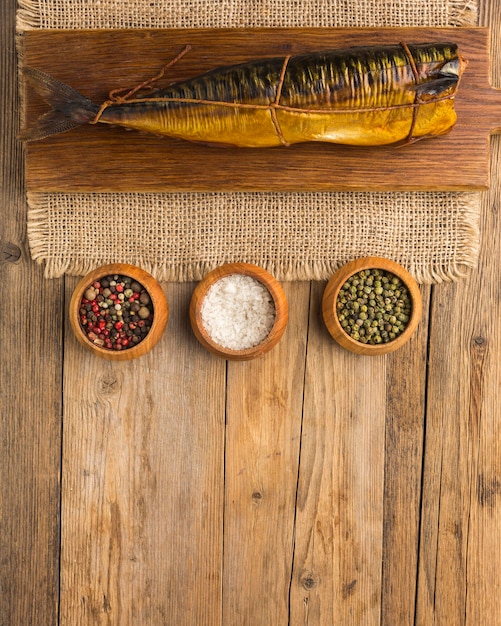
[69,263,168,360]
[322,257,422,355]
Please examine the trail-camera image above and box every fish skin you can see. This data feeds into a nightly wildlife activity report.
[21,42,466,147]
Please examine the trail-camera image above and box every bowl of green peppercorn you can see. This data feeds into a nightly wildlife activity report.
[69,263,169,360]
[322,257,422,355]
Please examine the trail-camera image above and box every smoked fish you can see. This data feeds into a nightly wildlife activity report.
[21,42,466,147]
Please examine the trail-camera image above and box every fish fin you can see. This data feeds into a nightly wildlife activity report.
[19,68,99,141]
[186,139,235,148]
[414,76,458,99]
[390,127,454,148]
[386,135,427,148]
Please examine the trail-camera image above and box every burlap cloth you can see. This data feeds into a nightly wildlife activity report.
[18,0,480,283]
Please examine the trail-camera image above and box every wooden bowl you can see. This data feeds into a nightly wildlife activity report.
[189,263,288,360]
[69,263,168,360]
[322,257,422,356]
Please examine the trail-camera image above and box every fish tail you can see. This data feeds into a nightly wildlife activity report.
[19,68,99,141]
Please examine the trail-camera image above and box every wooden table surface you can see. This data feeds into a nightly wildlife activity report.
[1,1,500,625]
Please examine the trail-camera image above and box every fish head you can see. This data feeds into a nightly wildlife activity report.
[413,45,468,101]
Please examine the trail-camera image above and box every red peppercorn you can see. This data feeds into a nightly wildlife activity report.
[79,273,154,352]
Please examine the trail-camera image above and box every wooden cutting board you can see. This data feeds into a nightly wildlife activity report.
[21,27,501,192]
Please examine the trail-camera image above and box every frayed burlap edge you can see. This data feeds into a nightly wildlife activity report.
[17,0,41,30]
[448,0,478,27]
[26,191,481,284]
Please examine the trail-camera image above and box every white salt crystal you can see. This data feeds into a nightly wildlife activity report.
[201,274,276,350]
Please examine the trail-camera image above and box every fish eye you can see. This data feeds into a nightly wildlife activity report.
[439,59,460,77]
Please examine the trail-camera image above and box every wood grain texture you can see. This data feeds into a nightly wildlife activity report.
[417,156,501,621]
[223,281,310,624]
[416,3,501,624]
[381,286,430,626]
[60,281,225,625]
[290,282,386,624]
[291,282,429,625]
[0,1,63,625]
[21,27,501,192]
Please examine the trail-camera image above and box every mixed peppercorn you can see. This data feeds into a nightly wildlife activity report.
[78,274,153,350]
[336,268,412,345]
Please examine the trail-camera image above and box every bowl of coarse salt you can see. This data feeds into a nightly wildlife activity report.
[189,263,288,360]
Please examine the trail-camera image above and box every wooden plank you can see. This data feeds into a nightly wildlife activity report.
[463,8,501,622]
[21,27,501,192]
[381,287,430,626]
[416,3,501,623]
[0,0,63,624]
[416,127,501,623]
[289,288,430,626]
[290,282,388,625]
[222,281,310,625]
[60,281,225,625]
[415,285,476,626]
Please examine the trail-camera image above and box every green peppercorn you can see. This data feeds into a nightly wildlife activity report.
[335,268,412,345]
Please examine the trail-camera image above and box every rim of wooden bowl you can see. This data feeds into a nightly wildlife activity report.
[322,257,422,356]
[69,263,168,360]
[189,262,289,361]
